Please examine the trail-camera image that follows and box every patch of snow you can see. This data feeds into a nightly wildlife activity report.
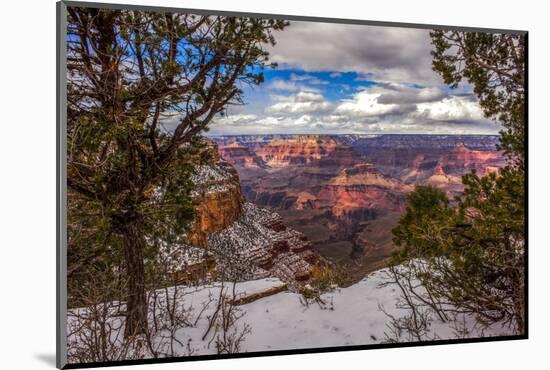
[67,268,514,363]
[191,163,234,186]
[227,269,511,352]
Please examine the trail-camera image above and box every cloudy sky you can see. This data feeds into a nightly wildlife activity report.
[208,21,500,135]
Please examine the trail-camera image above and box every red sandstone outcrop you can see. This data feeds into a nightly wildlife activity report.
[318,163,412,216]
[295,192,317,210]
[187,144,243,247]
[219,142,267,168]
[254,135,339,168]
[229,138,363,211]
[179,139,320,290]
[436,143,504,175]
[423,144,506,194]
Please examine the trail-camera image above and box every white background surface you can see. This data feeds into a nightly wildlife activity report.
[0,0,546,368]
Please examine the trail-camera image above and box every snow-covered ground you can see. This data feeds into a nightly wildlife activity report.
[67,268,514,363]
[182,269,512,353]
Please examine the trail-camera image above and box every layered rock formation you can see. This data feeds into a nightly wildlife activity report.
[213,134,507,281]
[351,134,500,166]
[175,139,320,290]
[218,142,266,169]
[234,139,363,211]
[347,134,501,151]
[209,203,318,290]
[318,163,412,217]
[254,135,339,168]
[188,161,243,247]
[419,143,505,195]
[435,143,503,175]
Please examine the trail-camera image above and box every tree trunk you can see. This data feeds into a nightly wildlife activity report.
[514,268,525,335]
[121,220,148,338]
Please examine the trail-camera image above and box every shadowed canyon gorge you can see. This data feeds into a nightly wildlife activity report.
[212,134,506,280]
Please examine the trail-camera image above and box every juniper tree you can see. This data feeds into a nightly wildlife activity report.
[391,31,526,334]
[66,7,287,336]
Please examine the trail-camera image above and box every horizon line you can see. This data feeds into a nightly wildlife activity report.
[205,133,501,137]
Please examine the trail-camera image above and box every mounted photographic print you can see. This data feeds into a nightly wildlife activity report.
[56,1,528,368]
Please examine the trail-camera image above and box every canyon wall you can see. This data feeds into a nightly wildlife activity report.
[212,134,506,280]
[188,157,243,247]
[175,139,321,289]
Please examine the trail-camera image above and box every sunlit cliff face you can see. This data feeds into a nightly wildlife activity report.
[254,136,339,168]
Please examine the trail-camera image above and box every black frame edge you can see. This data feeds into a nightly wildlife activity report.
[62,335,528,369]
[62,0,527,35]
[57,1,68,369]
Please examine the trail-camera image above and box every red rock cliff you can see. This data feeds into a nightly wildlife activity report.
[255,135,339,168]
[183,138,320,289]
[187,141,243,247]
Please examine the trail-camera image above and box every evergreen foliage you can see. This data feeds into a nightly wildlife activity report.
[66,7,287,335]
[392,31,526,334]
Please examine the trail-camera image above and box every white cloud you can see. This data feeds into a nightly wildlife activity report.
[416,96,486,122]
[215,113,258,126]
[266,91,332,115]
[267,78,322,93]
[267,79,300,92]
[209,82,500,135]
[289,73,329,85]
[335,92,405,118]
[295,114,313,124]
[208,21,501,136]
[333,83,445,120]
